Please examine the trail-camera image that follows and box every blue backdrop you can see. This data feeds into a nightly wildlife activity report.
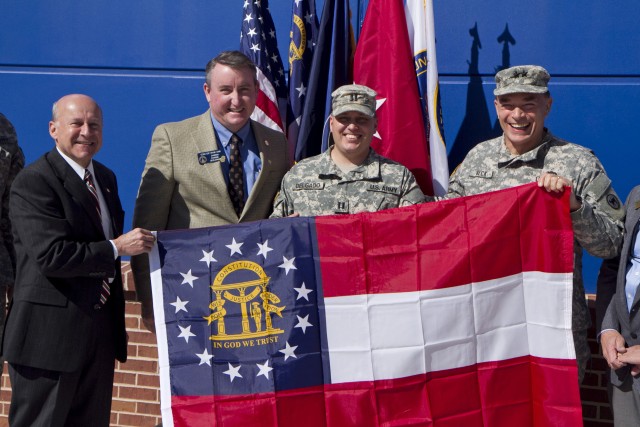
[1,0,638,292]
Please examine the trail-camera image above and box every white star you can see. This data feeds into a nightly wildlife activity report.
[278,256,297,275]
[269,28,276,38]
[278,68,284,76]
[200,250,217,267]
[226,238,243,256]
[180,269,198,287]
[254,0,261,7]
[294,283,313,301]
[224,363,243,382]
[256,360,274,379]
[178,325,196,343]
[196,348,213,366]
[170,296,189,313]
[257,240,273,259]
[247,27,257,37]
[295,315,313,334]
[271,53,278,63]
[258,16,263,24]
[261,31,266,41]
[296,83,307,98]
[243,0,250,9]
[294,0,301,7]
[244,13,253,24]
[305,12,314,25]
[373,97,386,140]
[250,43,260,53]
[279,341,298,361]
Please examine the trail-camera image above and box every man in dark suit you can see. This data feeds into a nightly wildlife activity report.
[131,51,289,332]
[2,94,155,426]
[597,185,640,425]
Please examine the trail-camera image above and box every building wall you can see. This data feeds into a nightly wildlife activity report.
[0,264,617,426]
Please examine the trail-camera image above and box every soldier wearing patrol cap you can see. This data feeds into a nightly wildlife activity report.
[445,65,624,382]
[271,84,424,218]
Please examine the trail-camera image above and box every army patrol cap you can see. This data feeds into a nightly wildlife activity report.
[493,65,550,96]
[331,84,377,117]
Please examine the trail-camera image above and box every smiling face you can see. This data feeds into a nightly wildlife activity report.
[49,94,103,168]
[329,111,377,166]
[494,92,552,155]
[204,63,258,133]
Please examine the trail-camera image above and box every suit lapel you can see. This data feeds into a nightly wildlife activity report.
[628,205,640,313]
[46,149,104,236]
[242,120,272,220]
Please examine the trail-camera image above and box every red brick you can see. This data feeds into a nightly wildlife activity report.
[117,359,158,374]
[600,403,613,420]
[581,387,609,404]
[125,316,140,329]
[125,302,142,315]
[118,386,158,402]
[126,344,138,358]
[113,371,136,385]
[111,399,137,413]
[137,373,160,388]
[128,331,158,346]
[137,345,158,359]
[136,401,161,415]
[117,413,160,427]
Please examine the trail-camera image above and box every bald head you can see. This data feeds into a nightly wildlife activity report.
[49,94,103,168]
[52,94,102,122]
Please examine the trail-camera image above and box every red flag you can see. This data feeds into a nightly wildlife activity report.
[354,0,434,195]
[152,184,582,426]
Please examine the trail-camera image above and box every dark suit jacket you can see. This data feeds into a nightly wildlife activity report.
[597,185,640,390]
[130,112,289,321]
[1,148,127,372]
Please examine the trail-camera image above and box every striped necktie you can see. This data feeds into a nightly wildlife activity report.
[84,169,111,306]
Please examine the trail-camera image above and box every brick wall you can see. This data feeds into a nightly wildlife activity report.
[0,265,616,426]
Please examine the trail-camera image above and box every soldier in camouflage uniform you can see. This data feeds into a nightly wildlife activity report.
[445,65,624,382]
[0,113,24,355]
[271,84,424,218]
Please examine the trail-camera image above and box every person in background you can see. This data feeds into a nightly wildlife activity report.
[597,185,640,425]
[0,113,24,357]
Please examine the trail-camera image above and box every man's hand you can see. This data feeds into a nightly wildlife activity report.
[537,172,581,211]
[114,228,155,256]
[601,330,627,370]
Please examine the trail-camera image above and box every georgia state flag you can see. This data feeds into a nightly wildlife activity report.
[150,183,582,427]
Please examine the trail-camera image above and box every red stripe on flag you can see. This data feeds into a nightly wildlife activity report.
[170,356,580,426]
[315,184,573,298]
[256,89,284,130]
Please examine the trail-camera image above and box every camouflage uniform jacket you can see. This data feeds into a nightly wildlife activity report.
[446,131,624,337]
[271,148,424,218]
[0,114,25,287]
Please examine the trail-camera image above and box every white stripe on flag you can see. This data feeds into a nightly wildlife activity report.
[150,237,175,427]
[324,271,573,384]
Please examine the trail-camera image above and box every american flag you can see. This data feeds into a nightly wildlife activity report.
[240,0,287,132]
[286,0,319,158]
